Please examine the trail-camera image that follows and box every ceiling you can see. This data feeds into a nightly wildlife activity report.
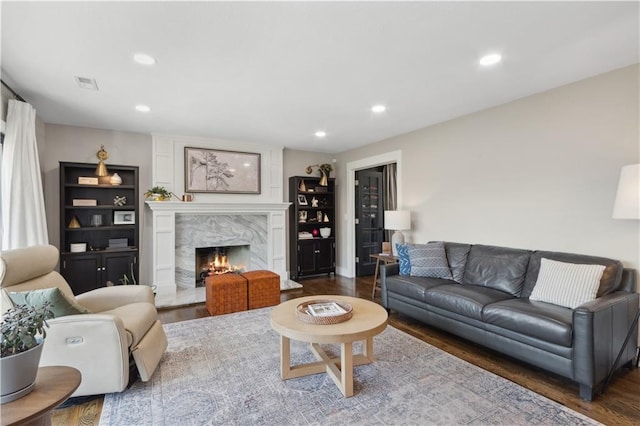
[2,2,638,154]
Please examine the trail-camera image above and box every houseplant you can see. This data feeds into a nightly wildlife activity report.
[144,186,172,201]
[1,302,53,403]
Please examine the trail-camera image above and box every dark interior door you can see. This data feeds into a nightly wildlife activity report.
[355,169,384,276]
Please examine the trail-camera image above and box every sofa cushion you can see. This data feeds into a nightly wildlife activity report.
[408,242,453,279]
[462,245,531,296]
[483,298,573,347]
[521,251,623,298]
[385,275,452,303]
[529,258,605,309]
[424,285,514,321]
[443,242,471,283]
[8,287,91,318]
[396,244,411,275]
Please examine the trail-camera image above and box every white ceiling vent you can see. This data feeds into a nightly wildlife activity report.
[74,76,98,91]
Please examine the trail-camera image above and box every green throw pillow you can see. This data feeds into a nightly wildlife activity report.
[9,287,91,318]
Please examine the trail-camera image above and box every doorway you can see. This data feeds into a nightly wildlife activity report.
[354,163,398,277]
[344,150,402,279]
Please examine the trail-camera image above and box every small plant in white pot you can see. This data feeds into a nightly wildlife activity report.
[1,302,53,404]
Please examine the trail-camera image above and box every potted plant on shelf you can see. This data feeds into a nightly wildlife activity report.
[1,303,54,403]
[144,186,172,201]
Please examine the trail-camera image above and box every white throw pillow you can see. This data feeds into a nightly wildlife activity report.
[529,258,605,309]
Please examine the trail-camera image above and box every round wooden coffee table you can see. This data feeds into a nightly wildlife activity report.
[270,295,388,397]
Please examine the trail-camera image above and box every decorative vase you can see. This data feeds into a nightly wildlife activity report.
[0,342,44,404]
[319,171,328,187]
[299,180,306,191]
[110,173,122,185]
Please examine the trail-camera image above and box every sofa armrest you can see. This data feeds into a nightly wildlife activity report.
[76,285,154,312]
[573,291,639,391]
[40,314,130,396]
[381,263,399,277]
[380,263,400,308]
[619,267,638,293]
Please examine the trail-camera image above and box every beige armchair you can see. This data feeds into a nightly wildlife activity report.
[0,245,167,397]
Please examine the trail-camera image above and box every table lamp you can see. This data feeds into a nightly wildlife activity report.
[602,163,639,393]
[384,210,411,256]
[612,163,639,219]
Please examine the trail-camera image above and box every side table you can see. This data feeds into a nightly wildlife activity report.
[1,366,81,426]
[370,253,398,298]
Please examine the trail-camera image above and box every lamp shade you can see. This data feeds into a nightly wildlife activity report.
[612,164,640,219]
[384,210,411,230]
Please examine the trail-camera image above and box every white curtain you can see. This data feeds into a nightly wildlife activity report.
[1,100,48,250]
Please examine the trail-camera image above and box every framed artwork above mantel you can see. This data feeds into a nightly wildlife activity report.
[184,147,261,194]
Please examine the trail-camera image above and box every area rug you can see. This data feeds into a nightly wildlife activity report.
[99,308,598,426]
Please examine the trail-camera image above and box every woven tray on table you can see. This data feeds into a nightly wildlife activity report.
[296,299,353,324]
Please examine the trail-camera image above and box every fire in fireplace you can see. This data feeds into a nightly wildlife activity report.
[195,245,250,286]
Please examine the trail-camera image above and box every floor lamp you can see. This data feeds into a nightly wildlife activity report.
[602,163,640,393]
[384,210,410,256]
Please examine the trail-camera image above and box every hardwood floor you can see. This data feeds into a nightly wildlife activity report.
[52,275,640,425]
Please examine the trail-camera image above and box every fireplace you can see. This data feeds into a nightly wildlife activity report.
[146,201,289,299]
[174,213,270,288]
[195,244,250,286]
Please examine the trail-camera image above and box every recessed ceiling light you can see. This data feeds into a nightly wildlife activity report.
[371,104,386,113]
[479,53,502,66]
[135,105,151,112]
[133,53,156,65]
[315,131,327,138]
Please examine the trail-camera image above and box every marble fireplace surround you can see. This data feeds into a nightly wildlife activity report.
[146,201,290,301]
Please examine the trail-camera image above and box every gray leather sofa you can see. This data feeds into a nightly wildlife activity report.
[380,242,638,401]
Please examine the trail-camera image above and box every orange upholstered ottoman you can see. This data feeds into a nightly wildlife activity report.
[205,273,248,316]
[242,270,280,309]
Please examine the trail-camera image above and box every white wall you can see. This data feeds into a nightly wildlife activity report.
[150,134,285,203]
[335,64,640,277]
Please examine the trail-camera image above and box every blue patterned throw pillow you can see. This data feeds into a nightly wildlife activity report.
[396,243,411,275]
[408,241,453,279]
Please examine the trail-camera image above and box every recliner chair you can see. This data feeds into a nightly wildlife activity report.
[0,245,167,396]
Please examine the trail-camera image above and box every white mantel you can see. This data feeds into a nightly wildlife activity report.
[146,201,290,300]
[147,201,291,214]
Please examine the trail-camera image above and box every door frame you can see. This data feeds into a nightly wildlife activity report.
[343,150,403,278]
